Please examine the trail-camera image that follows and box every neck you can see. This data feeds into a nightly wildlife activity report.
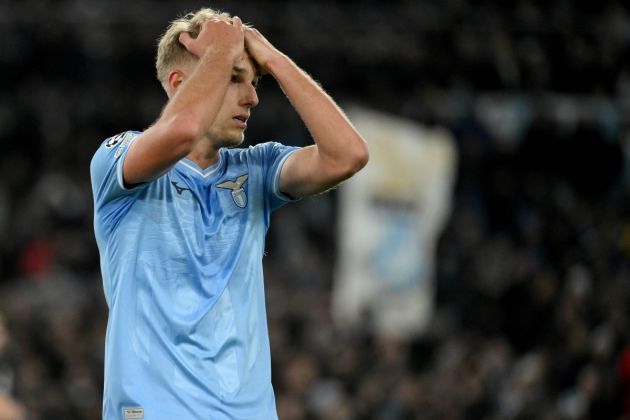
[186,138,221,170]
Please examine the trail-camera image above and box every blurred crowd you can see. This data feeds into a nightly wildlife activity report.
[0,0,629,419]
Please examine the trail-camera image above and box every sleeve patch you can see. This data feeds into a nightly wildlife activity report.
[114,133,134,158]
[105,132,126,148]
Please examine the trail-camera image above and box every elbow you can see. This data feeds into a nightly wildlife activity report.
[354,140,369,171]
[347,138,369,176]
[332,138,369,182]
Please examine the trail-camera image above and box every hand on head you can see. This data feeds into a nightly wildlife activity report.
[178,16,245,61]
[243,26,284,76]
[177,16,282,78]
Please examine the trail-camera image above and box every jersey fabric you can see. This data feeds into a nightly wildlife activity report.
[90,131,298,420]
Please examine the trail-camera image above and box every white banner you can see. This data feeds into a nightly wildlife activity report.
[332,106,457,339]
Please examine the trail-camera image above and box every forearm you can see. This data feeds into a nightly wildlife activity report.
[243,26,367,197]
[156,18,245,149]
[122,50,233,185]
[121,18,245,186]
[159,48,233,143]
[266,55,367,168]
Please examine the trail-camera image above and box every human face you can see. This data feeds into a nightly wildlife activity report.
[206,52,259,148]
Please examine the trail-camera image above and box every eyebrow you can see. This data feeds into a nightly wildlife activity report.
[233,65,261,84]
[233,64,253,75]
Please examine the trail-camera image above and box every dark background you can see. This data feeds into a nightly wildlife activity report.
[0,0,629,418]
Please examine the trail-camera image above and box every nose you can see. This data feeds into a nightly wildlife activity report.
[241,83,259,108]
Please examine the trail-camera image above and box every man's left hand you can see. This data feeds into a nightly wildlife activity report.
[243,27,284,75]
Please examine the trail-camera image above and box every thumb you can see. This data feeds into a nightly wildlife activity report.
[178,32,201,58]
[178,32,193,48]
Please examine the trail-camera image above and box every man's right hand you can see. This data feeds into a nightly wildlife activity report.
[121,16,246,187]
[178,16,244,62]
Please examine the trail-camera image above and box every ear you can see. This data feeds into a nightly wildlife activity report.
[167,69,186,94]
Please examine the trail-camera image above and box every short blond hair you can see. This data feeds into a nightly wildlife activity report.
[155,8,233,92]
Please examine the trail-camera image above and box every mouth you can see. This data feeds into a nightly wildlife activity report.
[233,114,249,128]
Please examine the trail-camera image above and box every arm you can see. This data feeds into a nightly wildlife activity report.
[122,18,245,186]
[244,28,369,198]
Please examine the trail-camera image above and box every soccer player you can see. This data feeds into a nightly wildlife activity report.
[90,7,368,420]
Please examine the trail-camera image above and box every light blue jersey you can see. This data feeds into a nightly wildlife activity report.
[90,131,298,420]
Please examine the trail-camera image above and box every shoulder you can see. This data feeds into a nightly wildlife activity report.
[92,131,141,162]
[90,130,142,194]
[102,130,140,149]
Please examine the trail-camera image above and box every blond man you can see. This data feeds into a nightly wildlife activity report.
[90,7,368,420]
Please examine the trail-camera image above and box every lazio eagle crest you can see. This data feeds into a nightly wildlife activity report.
[217,174,248,208]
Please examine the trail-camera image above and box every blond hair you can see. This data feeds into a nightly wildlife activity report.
[155,8,233,92]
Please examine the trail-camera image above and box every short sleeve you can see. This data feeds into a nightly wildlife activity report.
[90,131,143,209]
[247,142,300,212]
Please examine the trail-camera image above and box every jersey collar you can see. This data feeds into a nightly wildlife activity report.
[177,153,224,180]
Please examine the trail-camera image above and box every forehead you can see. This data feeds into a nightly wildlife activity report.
[233,52,259,80]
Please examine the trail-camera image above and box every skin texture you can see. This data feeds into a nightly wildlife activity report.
[123,16,368,198]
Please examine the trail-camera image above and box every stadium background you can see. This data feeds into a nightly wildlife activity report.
[0,0,629,418]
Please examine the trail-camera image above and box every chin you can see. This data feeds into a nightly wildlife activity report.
[219,136,245,149]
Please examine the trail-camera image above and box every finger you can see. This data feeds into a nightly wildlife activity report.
[232,16,243,29]
[178,32,192,47]
[243,27,258,42]
[245,27,263,40]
